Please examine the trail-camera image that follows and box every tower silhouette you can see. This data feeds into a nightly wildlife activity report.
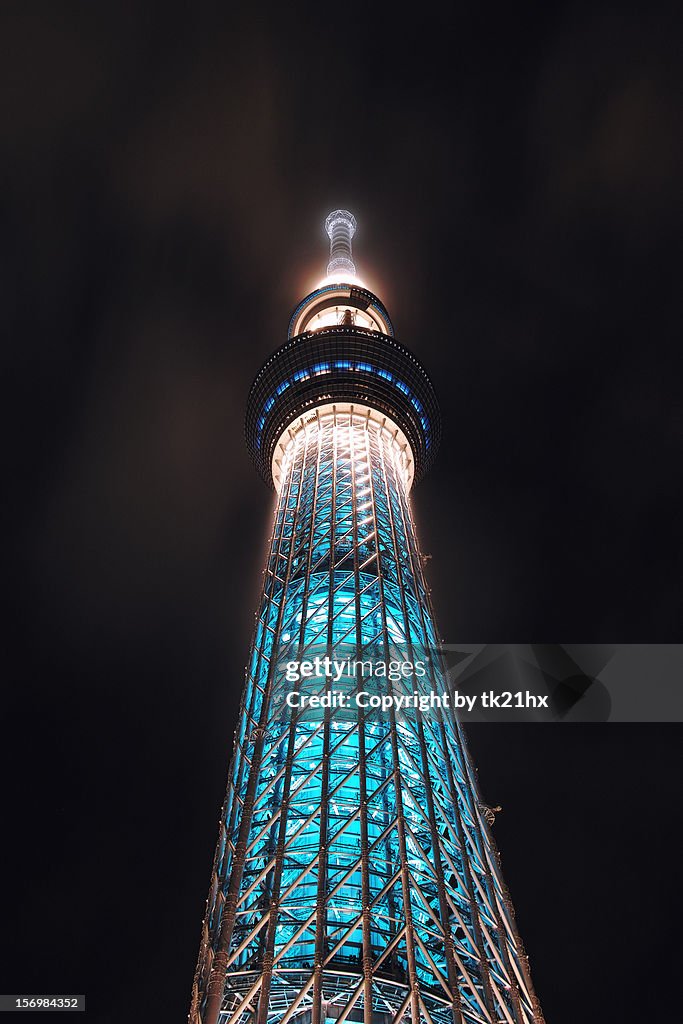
[190,212,545,1024]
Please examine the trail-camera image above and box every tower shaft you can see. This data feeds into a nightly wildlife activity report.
[191,407,542,1024]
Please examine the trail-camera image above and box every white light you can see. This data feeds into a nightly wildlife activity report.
[316,272,366,289]
[324,209,358,281]
[305,305,378,333]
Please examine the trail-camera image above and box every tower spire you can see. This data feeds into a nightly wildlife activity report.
[325,208,357,278]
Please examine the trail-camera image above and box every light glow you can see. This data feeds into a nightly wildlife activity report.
[305,305,379,333]
[316,272,367,288]
[271,403,415,493]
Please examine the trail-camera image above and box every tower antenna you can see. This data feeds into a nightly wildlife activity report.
[325,209,357,278]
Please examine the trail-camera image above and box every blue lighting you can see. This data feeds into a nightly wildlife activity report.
[196,405,535,1024]
[256,363,432,453]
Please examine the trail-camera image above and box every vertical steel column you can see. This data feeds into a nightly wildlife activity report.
[374,425,467,1024]
[256,407,331,1024]
[350,415,378,1024]
[202,427,309,1024]
[456,722,544,1022]
[379,430,498,1023]
[362,418,421,1024]
[311,412,337,1024]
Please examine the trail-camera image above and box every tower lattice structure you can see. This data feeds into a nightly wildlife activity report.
[190,212,545,1024]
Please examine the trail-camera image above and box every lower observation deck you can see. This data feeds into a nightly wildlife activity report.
[245,326,440,487]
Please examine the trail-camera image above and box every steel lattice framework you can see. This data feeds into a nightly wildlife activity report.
[190,215,545,1024]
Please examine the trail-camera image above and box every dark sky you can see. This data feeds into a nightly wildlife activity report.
[1,2,681,1022]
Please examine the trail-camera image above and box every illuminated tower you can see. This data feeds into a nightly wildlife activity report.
[190,212,545,1024]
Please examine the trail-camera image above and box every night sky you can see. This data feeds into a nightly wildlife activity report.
[2,3,681,1022]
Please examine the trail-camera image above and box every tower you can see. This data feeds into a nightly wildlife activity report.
[190,212,545,1024]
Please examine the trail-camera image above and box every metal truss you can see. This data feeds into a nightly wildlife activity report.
[190,408,544,1024]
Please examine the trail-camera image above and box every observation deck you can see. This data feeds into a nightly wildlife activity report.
[246,211,440,488]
